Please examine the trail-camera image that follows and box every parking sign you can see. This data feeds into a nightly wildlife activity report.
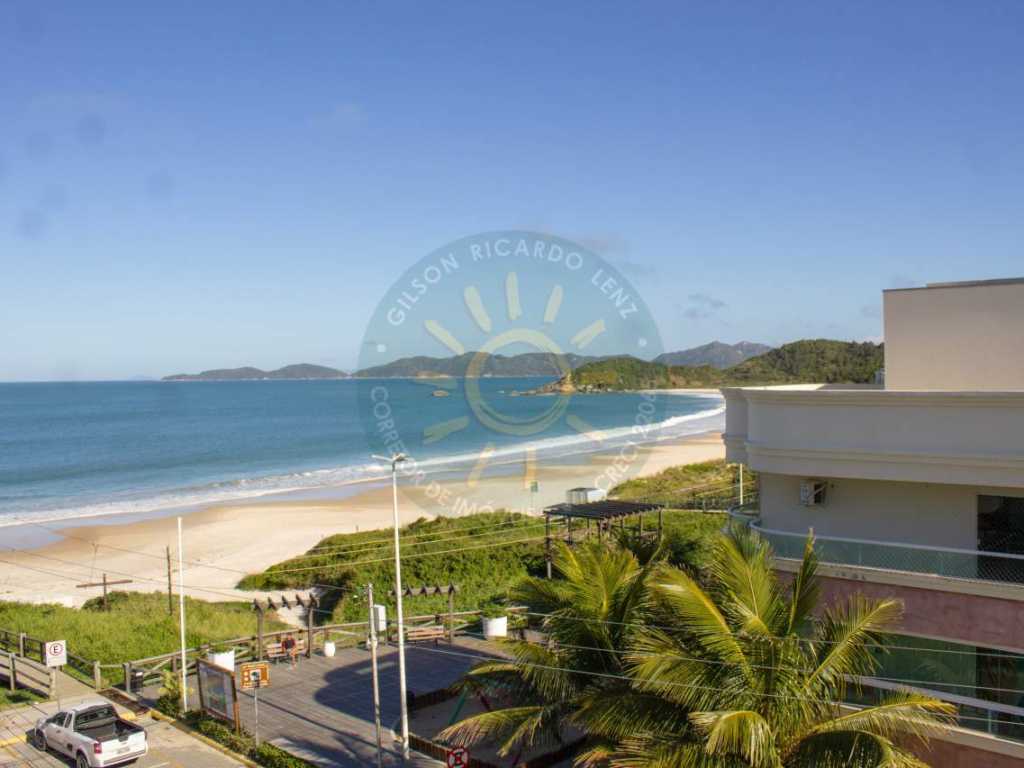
[44,640,68,668]
[446,746,469,767]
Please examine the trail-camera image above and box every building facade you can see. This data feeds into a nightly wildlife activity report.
[722,278,1024,767]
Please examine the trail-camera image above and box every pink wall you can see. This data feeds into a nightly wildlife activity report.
[913,738,1022,768]
[811,575,1024,652]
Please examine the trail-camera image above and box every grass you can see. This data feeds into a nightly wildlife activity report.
[237,511,547,622]
[238,503,730,623]
[0,687,41,711]
[0,591,286,685]
[610,459,753,507]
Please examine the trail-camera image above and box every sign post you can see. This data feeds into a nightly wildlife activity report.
[446,746,469,768]
[239,662,270,745]
[44,640,67,708]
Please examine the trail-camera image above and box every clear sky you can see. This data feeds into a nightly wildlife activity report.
[2,2,1023,381]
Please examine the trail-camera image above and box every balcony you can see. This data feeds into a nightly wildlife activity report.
[722,385,1024,487]
[743,513,1024,585]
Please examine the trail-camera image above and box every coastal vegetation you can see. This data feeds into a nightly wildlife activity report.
[163,363,348,381]
[611,459,754,507]
[535,340,884,393]
[0,592,284,685]
[441,529,954,767]
[238,505,730,623]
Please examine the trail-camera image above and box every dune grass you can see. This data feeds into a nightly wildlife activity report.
[0,591,285,685]
[238,511,548,622]
[238,504,728,623]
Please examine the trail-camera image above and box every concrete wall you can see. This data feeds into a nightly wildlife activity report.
[884,280,1024,391]
[758,473,990,548]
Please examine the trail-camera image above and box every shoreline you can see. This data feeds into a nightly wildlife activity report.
[0,431,726,608]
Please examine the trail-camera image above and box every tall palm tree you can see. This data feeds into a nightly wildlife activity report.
[439,540,656,757]
[587,526,956,767]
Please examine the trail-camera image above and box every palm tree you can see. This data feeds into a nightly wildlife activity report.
[439,540,656,758]
[588,526,956,767]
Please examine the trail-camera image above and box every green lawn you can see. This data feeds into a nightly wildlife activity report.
[0,687,41,711]
[0,592,285,685]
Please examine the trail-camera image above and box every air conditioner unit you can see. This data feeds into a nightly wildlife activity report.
[799,480,827,507]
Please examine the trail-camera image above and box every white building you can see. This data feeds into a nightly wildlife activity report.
[723,278,1024,768]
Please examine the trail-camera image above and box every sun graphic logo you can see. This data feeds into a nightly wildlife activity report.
[357,231,667,514]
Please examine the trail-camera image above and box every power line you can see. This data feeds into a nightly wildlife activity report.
[456,629,1024,698]
[407,641,1024,731]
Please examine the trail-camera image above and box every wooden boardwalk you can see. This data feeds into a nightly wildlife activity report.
[148,638,500,767]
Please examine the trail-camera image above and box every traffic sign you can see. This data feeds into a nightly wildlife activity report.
[44,640,67,668]
[239,661,271,690]
[446,746,469,767]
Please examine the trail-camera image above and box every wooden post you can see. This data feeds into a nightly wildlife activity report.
[167,546,174,616]
[566,516,573,545]
[639,512,644,537]
[77,574,132,611]
[122,662,132,693]
[447,588,455,644]
[93,660,102,690]
[17,632,25,657]
[6,653,15,692]
[256,610,265,661]
[658,508,664,543]
[544,513,552,579]
[305,601,314,658]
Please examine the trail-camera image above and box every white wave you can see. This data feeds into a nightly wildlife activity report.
[1,397,724,529]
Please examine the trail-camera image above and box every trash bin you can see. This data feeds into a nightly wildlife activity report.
[130,669,146,693]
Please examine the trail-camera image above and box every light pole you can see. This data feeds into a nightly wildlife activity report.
[177,516,188,712]
[372,452,410,760]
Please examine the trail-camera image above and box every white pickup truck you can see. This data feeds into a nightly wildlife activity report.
[33,700,148,767]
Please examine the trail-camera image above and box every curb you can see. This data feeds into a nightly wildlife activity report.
[149,708,261,768]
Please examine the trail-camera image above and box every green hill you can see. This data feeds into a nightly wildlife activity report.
[163,363,348,381]
[543,340,883,392]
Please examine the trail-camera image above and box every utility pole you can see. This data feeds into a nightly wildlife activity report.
[177,517,188,712]
[76,573,132,611]
[372,452,410,761]
[367,583,384,768]
[166,546,174,616]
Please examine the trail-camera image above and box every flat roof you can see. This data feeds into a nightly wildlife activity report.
[543,500,662,520]
[885,276,1024,293]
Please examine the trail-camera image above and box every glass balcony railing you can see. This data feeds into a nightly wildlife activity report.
[729,506,1024,585]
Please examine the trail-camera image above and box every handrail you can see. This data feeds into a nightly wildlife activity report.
[728,505,1024,584]
[752,520,1024,562]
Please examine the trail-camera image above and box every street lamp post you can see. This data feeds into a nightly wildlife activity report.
[373,452,410,761]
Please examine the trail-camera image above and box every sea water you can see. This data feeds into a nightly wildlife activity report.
[0,379,723,527]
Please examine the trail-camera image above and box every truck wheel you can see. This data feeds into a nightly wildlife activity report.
[32,730,45,750]
[76,753,90,768]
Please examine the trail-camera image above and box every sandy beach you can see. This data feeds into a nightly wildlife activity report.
[0,432,724,607]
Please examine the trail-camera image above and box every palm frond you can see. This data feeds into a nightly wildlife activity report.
[805,691,956,744]
[649,565,753,679]
[787,729,931,768]
[689,710,781,768]
[438,704,557,756]
[784,532,820,635]
[803,595,902,698]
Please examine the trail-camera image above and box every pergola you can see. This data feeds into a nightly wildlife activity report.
[542,499,665,577]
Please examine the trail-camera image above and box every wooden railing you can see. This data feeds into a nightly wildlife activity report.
[1,651,55,697]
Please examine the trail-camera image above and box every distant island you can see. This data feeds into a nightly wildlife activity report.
[162,342,774,381]
[163,364,348,381]
[527,340,884,394]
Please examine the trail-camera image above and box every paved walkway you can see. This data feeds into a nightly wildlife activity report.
[1,688,248,768]
[146,638,499,767]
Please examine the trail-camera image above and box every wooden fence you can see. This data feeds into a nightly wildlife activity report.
[0,651,55,697]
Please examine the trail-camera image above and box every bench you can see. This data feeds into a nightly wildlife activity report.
[265,638,307,662]
[402,625,446,645]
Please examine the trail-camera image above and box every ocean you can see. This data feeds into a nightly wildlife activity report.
[0,379,724,528]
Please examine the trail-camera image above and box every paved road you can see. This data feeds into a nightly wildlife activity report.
[0,695,247,768]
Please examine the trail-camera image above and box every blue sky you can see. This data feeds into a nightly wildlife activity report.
[2,2,1023,381]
